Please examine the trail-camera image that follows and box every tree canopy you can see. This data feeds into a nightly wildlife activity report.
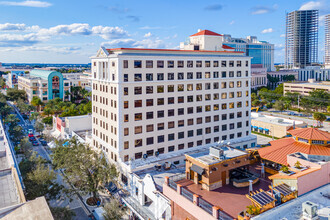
[6,88,27,102]
[52,137,117,199]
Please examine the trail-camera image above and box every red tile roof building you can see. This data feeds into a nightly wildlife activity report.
[258,128,330,165]
[190,29,223,37]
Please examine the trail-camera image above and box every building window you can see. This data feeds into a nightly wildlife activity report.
[197,129,203,135]
[196,72,202,79]
[167,60,174,68]
[187,72,193,79]
[168,109,175,117]
[205,72,211,78]
[168,146,175,152]
[188,119,194,125]
[196,83,202,90]
[187,60,193,67]
[178,108,184,115]
[157,60,164,68]
[178,84,184,91]
[158,135,165,143]
[146,124,154,132]
[135,113,142,121]
[214,61,219,67]
[157,98,164,106]
[158,123,165,130]
[135,139,142,147]
[124,141,129,149]
[222,125,227,131]
[178,132,184,139]
[229,71,234,77]
[221,61,226,67]
[135,126,142,134]
[146,99,153,106]
[134,60,142,68]
[168,73,174,80]
[124,114,129,122]
[157,73,164,81]
[197,117,203,124]
[237,61,241,67]
[135,152,142,159]
[134,100,142,108]
[188,130,194,137]
[124,128,129,136]
[222,104,227,110]
[146,60,153,68]
[178,72,184,80]
[168,121,175,128]
[168,97,175,104]
[146,112,153,119]
[178,60,184,68]
[237,71,242,77]
[221,82,227,88]
[146,73,153,81]
[229,61,234,67]
[157,85,164,93]
[229,82,234,88]
[157,110,164,118]
[196,61,202,67]
[124,101,129,109]
[123,60,128,68]
[134,87,142,95]
[147,137,154,145]
[124,74,128,82]
[168,85,174,92]
[134,74,142,81]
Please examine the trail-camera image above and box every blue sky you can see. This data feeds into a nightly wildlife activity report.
[0,0,329,63]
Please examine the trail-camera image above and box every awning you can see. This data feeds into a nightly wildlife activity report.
[253,126,258,129]
[191,164,205,175]
[264,128,269,132]
[258,127,264,130]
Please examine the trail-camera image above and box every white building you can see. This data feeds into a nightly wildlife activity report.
[296,66,330,81]
[91,29,256,174]
[251,64,267,89]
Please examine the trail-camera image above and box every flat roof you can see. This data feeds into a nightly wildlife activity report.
[187,145,247,165]
[252,184,330,220]
[251,113,305,126]
[284,81,330,87]
[0,169,20,209]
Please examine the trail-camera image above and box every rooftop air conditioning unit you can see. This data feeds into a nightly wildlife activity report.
[302,201,318,220]
[210,146,224,159]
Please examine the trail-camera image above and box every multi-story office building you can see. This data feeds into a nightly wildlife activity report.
[18,69,90,102]
[297,66,330,81]
[285,10,319,69]
[325,14,330,68]
[223,35,275,72]
[284,79,330,96]
[91,30,256,175]
[6,71,26,88]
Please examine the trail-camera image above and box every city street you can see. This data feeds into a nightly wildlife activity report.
[6,104,92,219]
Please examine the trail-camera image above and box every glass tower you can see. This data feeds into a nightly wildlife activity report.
[285,10,319,69]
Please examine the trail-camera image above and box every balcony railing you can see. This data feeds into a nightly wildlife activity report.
[181,187,194,202]
[198,197,213,215]
[168,173,185,190]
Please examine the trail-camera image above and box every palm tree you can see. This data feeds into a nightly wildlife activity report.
[31,96,43,112]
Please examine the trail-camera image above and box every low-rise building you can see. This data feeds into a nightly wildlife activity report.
[251,64,267,89]
[251,113,307,138]
[52,114,92,140]
[258,127,330,172]
[18,69,70,102]
[284,79,330,96]
[162,144,272,219]
[267,70,298,85]
[7,71,26,88]
[297,66,330,81]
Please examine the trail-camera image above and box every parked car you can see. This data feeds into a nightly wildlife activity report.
[40,140,47,146]
[28,133,34,138]
[29,136,36,142]
[28,129,33,134]
[32,141,39,146]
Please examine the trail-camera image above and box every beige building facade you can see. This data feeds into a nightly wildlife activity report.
[91,30,257,172]
[284,79,330,96]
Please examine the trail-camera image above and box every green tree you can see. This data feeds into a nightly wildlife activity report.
[328,106,330,113]
[103,199,126,220]
[52,137,117,201]
[6,88,27,101]
[10,126,24,144]
[274,100,285,112]
[31,96,43,112]
[34,120,45,133]
[313,112,327,127]
[5,114,19,129]
[50,207,76,220]
[20,153,63,201]
[0,105,12,118]
[20,137,33,158]
[42,116,53,126]
[252,100,261,107]
[274,83,284,95]
[16,99,32,114]
[30,112,41,121]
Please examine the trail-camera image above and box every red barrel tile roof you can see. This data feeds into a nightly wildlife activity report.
[258,137,330,165]
[288,127,330,141]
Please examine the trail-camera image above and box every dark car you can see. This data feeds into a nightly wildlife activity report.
[40,140,47,146]
[326,118,330,122]
[29,136,36,142]
[32,141,39,146]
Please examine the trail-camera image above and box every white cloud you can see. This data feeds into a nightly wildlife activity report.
[280,34,285,38]
[0,0,52,7]
[251,5,278,15]
[144,32,152,38]
[91,26,128,40]
[261,28,274,34]
[229,20,235,25]
[0,23,26,31]
[20,46,81,54]
[299,1,322,10]
[0,33,48,47]
[101,38,165,49]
